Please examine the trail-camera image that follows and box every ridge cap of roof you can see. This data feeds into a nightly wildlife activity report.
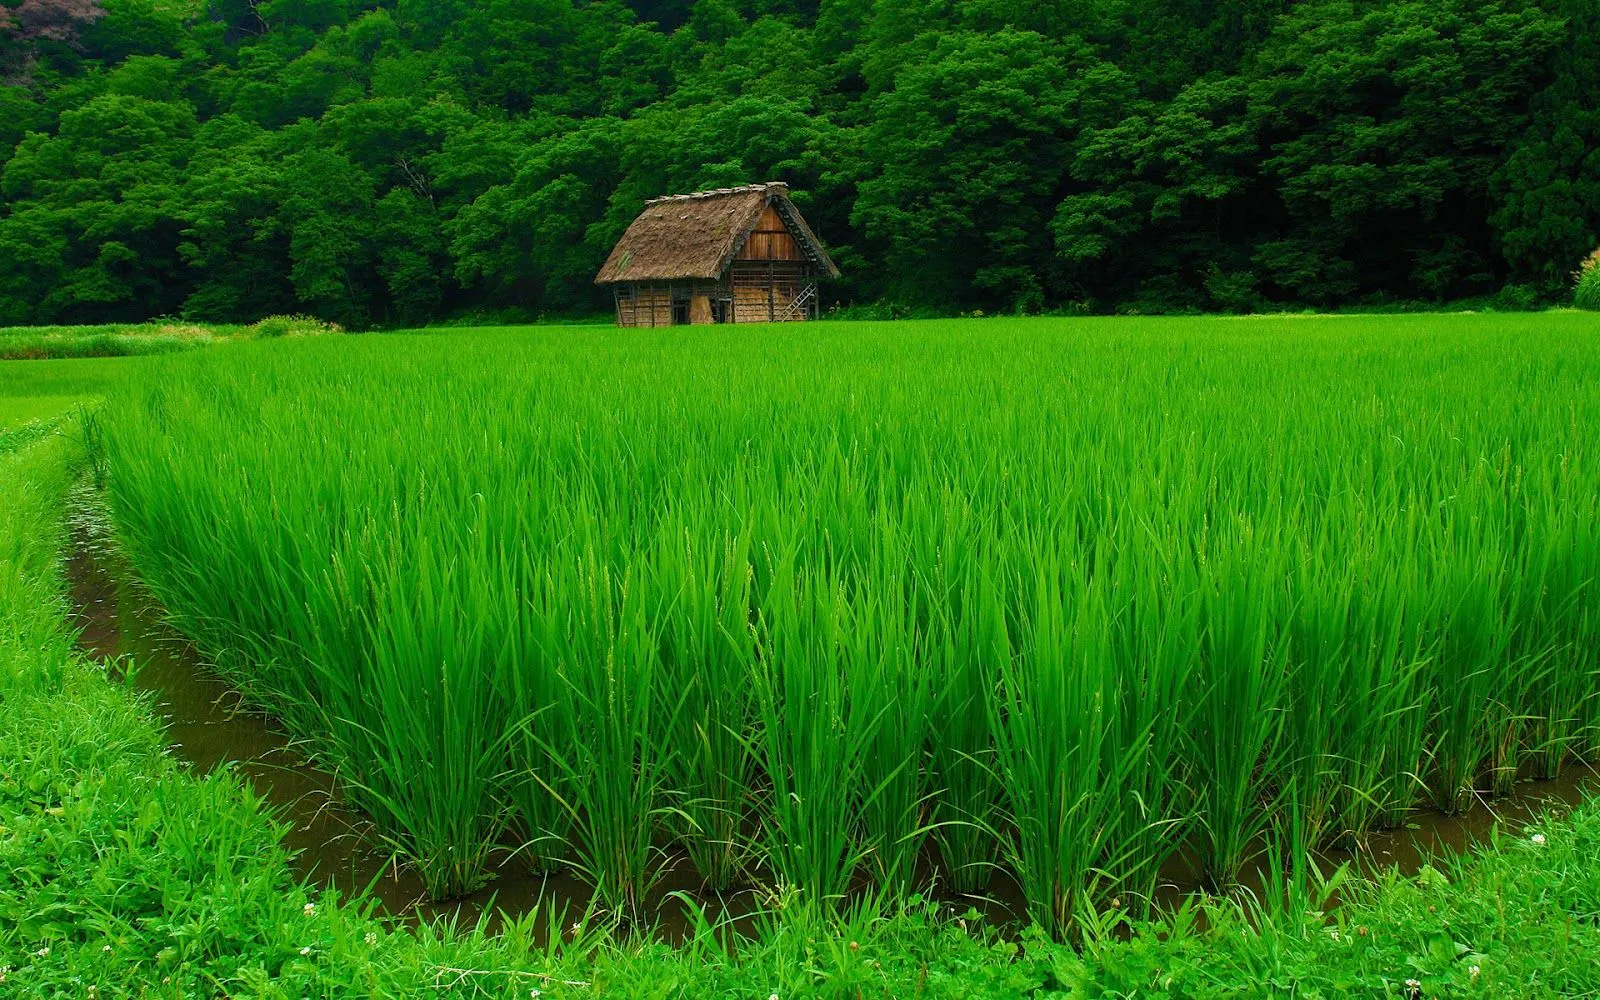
[645,181,789,206]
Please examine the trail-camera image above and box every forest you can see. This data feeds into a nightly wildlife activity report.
[1,0,1597,326]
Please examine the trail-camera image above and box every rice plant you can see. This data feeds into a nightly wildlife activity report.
[925,568,1005,895]
[649,521,757,890]
[1188,526,1292,889]
[990,539,1178,937]
[751,559,882,904]
[848,537,936,895]
[536,551,684,923]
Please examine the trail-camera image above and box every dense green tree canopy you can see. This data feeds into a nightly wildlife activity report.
[0,0,1593,324]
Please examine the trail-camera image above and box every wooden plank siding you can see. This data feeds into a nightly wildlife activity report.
[736,206,805,263]
[614,281,729,327]
[730,261,810,322]
[613,284,676,327]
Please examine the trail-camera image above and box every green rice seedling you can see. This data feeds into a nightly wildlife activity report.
[1341,629,1431,839]
[848,536,936,896]
[1500,542,1560,788]
[493,551,575,874]
[1280,558,1356,850]
[1364,514,1437,832]
[1425,541,1510,814]
[1585,684,1600,765]
[1187,526,1292,890]
[349,540,515,898]
[535,548,685,923]
[1285,518,1432,844]
[1482,489,1550,798]
[1255,783,1320,923]
[751,553,883,904]
[1093,507,1197,912]
[649,520,758,890]
[1507,472,1600,779]
[358,569,508,896]
[1535,627,1600,779]
[1344,588,1433,837]
[925,568,1006,895]
[990,539,1170,938]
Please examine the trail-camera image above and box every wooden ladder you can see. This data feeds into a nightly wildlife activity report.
[776,282,818,321]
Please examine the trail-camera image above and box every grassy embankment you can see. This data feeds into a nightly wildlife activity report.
[0,317,342,361]
[5,323,1600,995]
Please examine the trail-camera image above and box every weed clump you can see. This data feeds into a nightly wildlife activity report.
[1576,249,1600,310]
[248,315,344,338]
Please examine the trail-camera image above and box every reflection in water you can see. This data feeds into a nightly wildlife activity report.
[66,504,1598,938]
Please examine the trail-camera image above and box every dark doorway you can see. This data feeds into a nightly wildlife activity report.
[671,300,690,325]
[711,298,730,324]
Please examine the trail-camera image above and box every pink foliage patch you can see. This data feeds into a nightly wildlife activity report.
[0,0,106,43]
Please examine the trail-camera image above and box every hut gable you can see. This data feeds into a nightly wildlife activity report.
[594,182,839,285]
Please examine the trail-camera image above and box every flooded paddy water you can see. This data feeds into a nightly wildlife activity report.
[65,503,1600,937]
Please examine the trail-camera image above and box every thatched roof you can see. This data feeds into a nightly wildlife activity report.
[594,182,840,284]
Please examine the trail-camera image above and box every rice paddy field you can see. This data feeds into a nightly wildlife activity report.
[91,313,1600,938]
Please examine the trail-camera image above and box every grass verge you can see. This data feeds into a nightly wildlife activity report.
[2,407,1599,996]
[0,318,342,361]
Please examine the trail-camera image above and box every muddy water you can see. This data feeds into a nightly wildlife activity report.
[65,513,1599,935]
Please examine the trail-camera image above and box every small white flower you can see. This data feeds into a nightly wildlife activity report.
[303,902,316,917]
[1531,832,1547,846]
[34,947,48,958]
[769,994,781,1000]
[299,946,312,957]
[364,931,378,946]
[1328,928,1340,942]
[531,991,542,999]
[571,922,581,934]
[101,944,112,953]
[1470,965,1480,978]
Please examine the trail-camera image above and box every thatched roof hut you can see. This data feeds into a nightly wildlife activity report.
[595,182,839,326]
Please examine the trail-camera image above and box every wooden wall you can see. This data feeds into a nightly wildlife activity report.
[612,228,820,325]
[736,206,804,262]
[614,284,676,327]
[729,261,811,322]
